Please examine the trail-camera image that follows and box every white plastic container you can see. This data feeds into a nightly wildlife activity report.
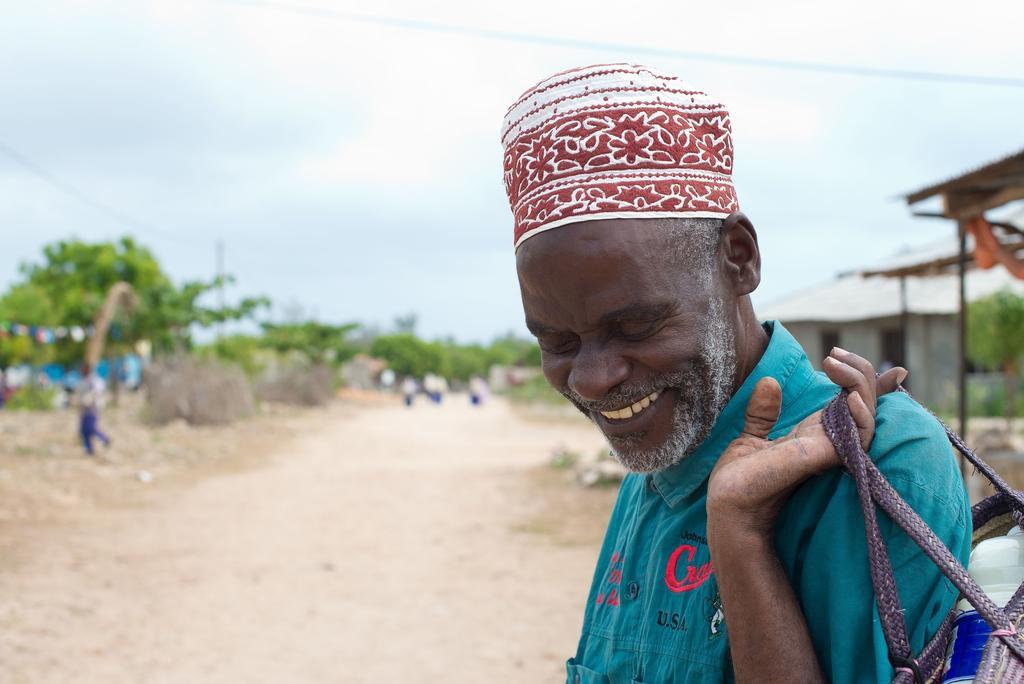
[942,526,1024,682]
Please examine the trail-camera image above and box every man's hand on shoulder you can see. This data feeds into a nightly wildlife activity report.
[706,348,906,541]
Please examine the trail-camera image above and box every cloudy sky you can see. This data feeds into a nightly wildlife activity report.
[2,0,1023,341]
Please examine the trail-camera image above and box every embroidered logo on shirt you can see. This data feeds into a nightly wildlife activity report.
[664,544,713,592]
[707,590,724,638]
[595,550,624,607]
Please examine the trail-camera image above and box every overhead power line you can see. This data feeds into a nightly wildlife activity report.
[223,0,1024,89]
[0,141,179,243]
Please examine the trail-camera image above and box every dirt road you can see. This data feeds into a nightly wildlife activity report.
[0,396,614,683]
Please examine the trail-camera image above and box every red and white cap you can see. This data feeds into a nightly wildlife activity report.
[501,64,739,249]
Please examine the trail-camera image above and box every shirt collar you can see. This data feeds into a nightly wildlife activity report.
[650,321,816,508]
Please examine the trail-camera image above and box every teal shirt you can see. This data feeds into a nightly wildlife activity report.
[567,322,971,684]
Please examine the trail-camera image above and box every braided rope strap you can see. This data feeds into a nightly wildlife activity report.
[821,391,1024,682]
[821,393,915,677]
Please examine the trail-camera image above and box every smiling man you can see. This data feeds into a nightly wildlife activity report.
[501,64,971,683]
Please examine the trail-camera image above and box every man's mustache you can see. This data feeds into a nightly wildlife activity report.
[558,370,691,413]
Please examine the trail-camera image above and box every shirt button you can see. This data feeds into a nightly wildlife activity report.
[573,674,581,684]
[626,582,640,599]
[646,475,657,493]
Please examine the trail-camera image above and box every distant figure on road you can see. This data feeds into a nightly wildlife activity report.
[423,373,447,404]
[77,362,110,456]
[469,376,489,406]
[401,376,418,407]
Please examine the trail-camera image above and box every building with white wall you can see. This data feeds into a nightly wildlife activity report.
[759,237,1024,411]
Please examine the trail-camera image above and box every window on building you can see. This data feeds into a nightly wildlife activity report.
[821,330,840,357]
[880,327,905,369]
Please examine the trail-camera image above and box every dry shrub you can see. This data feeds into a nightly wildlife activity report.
[255,364,334,407]
[143,357,255,426]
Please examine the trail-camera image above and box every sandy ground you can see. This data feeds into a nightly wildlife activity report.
[0,395,615,683]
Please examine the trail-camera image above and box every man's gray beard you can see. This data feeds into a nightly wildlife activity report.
[560,297,736,473]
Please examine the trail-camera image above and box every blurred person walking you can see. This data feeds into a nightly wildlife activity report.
[423,373,447,404]
[77,362,110,456]
[469,375,489,406]
[401,376,419,407]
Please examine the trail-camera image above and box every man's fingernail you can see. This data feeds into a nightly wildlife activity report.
[897,370,908,384]
[832,346,849,356]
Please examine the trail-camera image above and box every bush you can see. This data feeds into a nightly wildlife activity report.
[369,334,542,382]
[370,334,445,378]
[503,374,569,406]
[196,335,267,377]
[255,364,334,407]
[549,446,580,469]
[442,343,489,382]
[968,375,1024,418]
[487,335,541,368]
[260,322,360,366]
[143,356,255,425]
[5,384,59,411]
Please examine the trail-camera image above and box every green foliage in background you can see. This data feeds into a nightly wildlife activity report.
[549,446,580,469]
[967,377,1024,419]
[503,373,568,406]
[487,334,542,368]
[5,384,58,411]
[0,284,61,366]
[133,275,268,355]
[1,237,542,386]
[369,334,445,378]
[369,333,543,382]
[968,290,1024,423]
[0,237,268,367]
[434,334,542,382]
[196,335,267,377]
[441,342,488,381]
[260,321,361,365]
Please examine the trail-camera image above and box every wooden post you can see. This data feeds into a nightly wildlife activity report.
[899,276,909,386]
[958,220,969,480]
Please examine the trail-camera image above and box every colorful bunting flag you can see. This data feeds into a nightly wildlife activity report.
[0,321,93,345]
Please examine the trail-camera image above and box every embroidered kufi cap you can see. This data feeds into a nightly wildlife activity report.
[501,64,739,249]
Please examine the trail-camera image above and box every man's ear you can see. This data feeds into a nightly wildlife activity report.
[720,212,761,296]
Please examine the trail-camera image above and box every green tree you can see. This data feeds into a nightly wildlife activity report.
[131,276,268,355]
[196,334,267,377]
[486,333,542,368]
[365,332,540,383]
[1,237,268,366]
[0,284,59,366]
[441,342,489,382]
[260,321,361,365]
[370,334,445,378]
[968,290,1024,426]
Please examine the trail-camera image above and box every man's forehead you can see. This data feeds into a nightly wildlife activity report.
[516,218,668,271]
[516,219,708,330]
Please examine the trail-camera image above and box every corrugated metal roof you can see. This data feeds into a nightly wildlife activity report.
[904,147,1024,204]
[759,269,1023,322]
[865,235,968,272]
[759,237,1024,323]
